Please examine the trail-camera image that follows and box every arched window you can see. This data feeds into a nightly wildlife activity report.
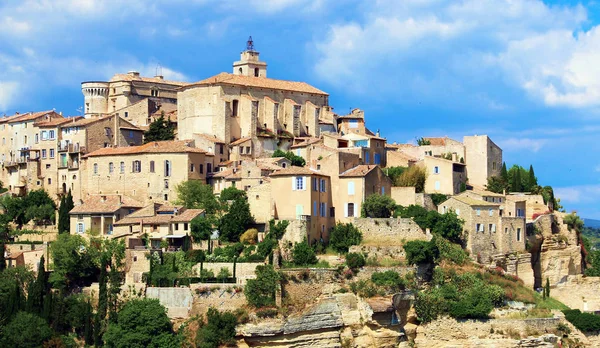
[119,161,125,174]
[238,67,243,74]
[108,162,114,174]
[254,67,259,77]
[132,160,141,173]
[164,160,171,177]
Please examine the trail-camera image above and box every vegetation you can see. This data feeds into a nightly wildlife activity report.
[393,166,427,193]
[395,205,464,244]
[0,311,53,348]
[143,112,175,143]
[360,194,396,218]
[371,271,406,292]
[103,298,179,347]
[218,188,254,242]
[329,223,363,253]
[416,137,431,146]
[430,193,448,207]
[245,265,280,308]
[291,240,318,266]
[175,181,219,214]
[194,307,238,348]
[240,228,258,245]
[384,166,408,184]
[190,215,215,242]
[345,252,366,269]
[0,189,56,226]
[57,190,74,234]
[563,309,600,332]
[273,149,305,167]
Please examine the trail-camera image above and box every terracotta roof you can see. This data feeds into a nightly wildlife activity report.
[340,165,378,177]
[64,114,121,128]
[290,137,321,149]
[70,195,144,214]
[210,168,242,180]
[108,73,188,87]
[114,204,203,226]
[319,119,334,125]
[230,137,251,146]
[387,150,418,162]
[7,110,58,124]
[450,196,499,207]
[84,140,206,157]
[188,72,328,95]
[35,116,83,127]
[422,136,461,146]
[270,166,328,177]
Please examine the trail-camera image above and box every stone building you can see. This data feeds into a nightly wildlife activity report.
[81,140,212,205]
[108,98,178,131]
[81,71,188,117]
[463,135,502,188]
[69,194,143,237]
[270,167,333,243]
[177,41,331,158]
[438,195,526,263]
[418,156,466,195]
[337,165,392,222]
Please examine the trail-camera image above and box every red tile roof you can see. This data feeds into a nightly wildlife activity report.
[35,116,83,127]
[230,137,251,146]
[270,166,328,177]
[70,195,144,214]
[339,165,379,177]
[5,110,60,124]
[109,73,188,86]
[114,204,204,225]
[195,133,226,144]
[84,140,207,157]
[188,72,328,95]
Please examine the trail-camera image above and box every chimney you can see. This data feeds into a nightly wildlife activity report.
[376,129,380,137]
[101,195,106,202]
[128,71,140,77]
[154,75,164,80]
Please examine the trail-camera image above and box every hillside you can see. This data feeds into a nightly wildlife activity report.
[584,218,600,228]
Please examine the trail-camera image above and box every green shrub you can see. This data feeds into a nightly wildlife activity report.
[563,309,600,332]
[371,271,406,291]
[329,223,362,253]
[245,265,280,308]
[349,280,379,298]
[292,240,318,266]
[346,252,366,269]
[361,194,396,218]
[255,308,278,318]
[404,240,437,264]
[240,228,258,245]
[434,236,469,265]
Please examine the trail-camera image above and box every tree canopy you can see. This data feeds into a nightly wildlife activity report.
[361,194,396,218]
[393,166,427,193]
[329,223,363,253]
[143,113,175,143]
[175,180,219,214]
[0,311,53,348]
[218,189,254,242]
[245,265,280,308]
[272,149,305,167]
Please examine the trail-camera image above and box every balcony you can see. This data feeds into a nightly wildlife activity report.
[297,214,312,222]
[4,161,18,168]
[68,162,79,170]
[58,142,69,152]
[68,144,86,154]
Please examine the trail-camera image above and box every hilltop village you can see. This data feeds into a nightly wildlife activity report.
[0,40,598,347]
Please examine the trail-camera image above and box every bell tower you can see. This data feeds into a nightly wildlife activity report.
[233,36,267,77]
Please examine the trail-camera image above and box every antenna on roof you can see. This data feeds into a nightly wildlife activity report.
[155,63,163,77]
[246,36,255,51]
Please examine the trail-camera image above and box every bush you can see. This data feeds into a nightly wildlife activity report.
[434,236,469,265]
[240,228,258,245]
[186,250,206,263]
[329,223,362,253]
[292,240,318,266]
[404,240,437,265]
[256,308,278,318]
[346,252,366,270]
[371,271,406,291]
[430,193,448,206]
[563,309,600,332]
[361,194,396,218]
[245,265,280,308]
[394,166,427,193]
[195,307,238,348]
[0,311,53,347]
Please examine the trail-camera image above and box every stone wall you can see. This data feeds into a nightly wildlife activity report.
[351,217,430,246]
[192,262,262,285]
[552,275,600,312]
[415,193,436,211]
[125,249,150,284]
[391,187,416,207]
[146,287,193,319]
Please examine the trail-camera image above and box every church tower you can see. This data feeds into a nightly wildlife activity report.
[233,36,267,77]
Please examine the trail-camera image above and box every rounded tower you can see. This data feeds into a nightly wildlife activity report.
[81,81,109,117]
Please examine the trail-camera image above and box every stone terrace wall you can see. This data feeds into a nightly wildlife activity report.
[146,287,193,319]
[192,262,262,285]
[391,187,416,207]
[351,218,430,246]
[553,275,600,312]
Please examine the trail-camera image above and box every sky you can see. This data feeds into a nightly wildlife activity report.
[0,0,599,218]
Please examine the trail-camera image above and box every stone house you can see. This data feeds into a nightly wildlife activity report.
[418,156,466,195]
[438,195,526,263]
[192,133,228,166]
[81,140,212,205]
[463,135,502,188]
[108,98,177,130]
[385,149,418,168]
[112,203,204,249]
[462,189,526,218]
[270,167,333,244]
[69,194,143,237]
[337,165,392,222]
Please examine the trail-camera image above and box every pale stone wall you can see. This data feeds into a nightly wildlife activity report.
[464,135,502,188]
[351,218,429,246]
[391,186,416,207]
[420,156,466,195]
[553,275,600,312]
[191,262,262,285]
[507,194,548,221]
[146,287,193,319]
[415,193,436,211]
[247,182,272,224]
[125,249,150,284]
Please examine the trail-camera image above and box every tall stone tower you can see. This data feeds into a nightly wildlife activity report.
[81,82,109,118]
[233,36,267,77]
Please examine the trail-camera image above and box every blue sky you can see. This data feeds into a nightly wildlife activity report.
[1,0,599,218]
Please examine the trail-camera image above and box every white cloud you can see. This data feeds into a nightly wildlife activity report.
[313,0,600,109]
[497,137,547,152]
[555,185,600,204]
[0,81,19,111]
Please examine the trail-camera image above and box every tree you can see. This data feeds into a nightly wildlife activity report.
[58,190,74,234]
[431,211,464,245]
[385,166,408,184]
[240,228,258,245]
[345,252,366,269]
[195,308,238,348]
[217,267,231,282]
[545,278,551,299]
[26,255,47,315]
[292,240,318,266]
[103,298,178,348]
[245,265,280,308]
[361,194,396,218]
[329,223,362,253]
[416,137,431,146]
[394,166,427,193]
[50,234,99,292]
[219,196,254,242]
[272,149,305,167]
[0,266,31,322]
[143,113,175,143]
[219,187,247,202]
[0,241,5,272]
[191,215,215,242]
[527,165,537,191]
[564,213,584,233]
[0,312,53,348]
[404,240,438,265]
[175,180,219,214]
[501,162,508,181]
[511,166,522,192]
[94,256,109,347]
[486,176,508,194]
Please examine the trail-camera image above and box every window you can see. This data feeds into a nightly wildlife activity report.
[49,149,54,158]
[312,178,318,191]
[34,134,38,143]
[219,144,224,154]
[164,194,168,201]
[349,119,358,128]
[93,163,98,175]
[348,181,355,195]
[476,223,484,232]
[207,163,212,173]
[76,223,85,234]
[517,208,523,217]
[190,164,194,172]
[381,186,385,195]
[433,166,439,174]
[489,209,493,217]
[49,130,55,139]
[104,127,111,137]
[374,153,381,165]
[150,161,155,173]
[199,164,203,174]
[46,164,50,169]
[47,178,51,185]
[132,160,141,173]
[476,209,481,216]
[109,162,114,174]
[246,146,250,154]
[42,149,47,158]
[490,224,496,232]
[164,180,169,189]
[164,160,171,177]
[434,181,440,190]
[120,161,125,173]
[232,100,239,117]
[295,204,304,218]
[320,202,326,217]
[517,228,522,241]
[455,208,460,216]
[254,67,260,77]
[124,111,128,118]
[317,164,321,170]
[320,179,326,192]
[294,176,304,190]
[347,203,355,217]
[313,201,317,216]
[330,207,335,217]
[184,223,188,230]
[129,131,134,138]
[365,152,369,164]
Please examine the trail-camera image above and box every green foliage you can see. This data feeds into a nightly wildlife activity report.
[394,166,427,193]
[564,213,584,233]
[0,190,57,226]
[430,193,448,207]
[26,255,48,315]
[371,271,406,291]
[240,228,258,245]
[143,113,175,143]
[563,309,600,332]
[404,240,438,265]
[219,192,254,242]
[346,252,366,269]
[273,149,305,167]
[292,240,318,266]
[245,265,280,308]
[360,194,396,218]
[103,298,179,347]
[433,235,469,265]
[385,166,408,184]
[545,278,550,298]
[0,311,53,348]
[219,187,247,202]
[0,266,31,323]
[50,234,99,291]
[191,215,215,242]
[396,205,464,244]
[175,180,219,214]
[195,307,238,348]
[349,279,379,298]
[267,219,289,240]
[416,137,431,146]
[58,190,74,233]
[486,176,508,194]
[329,223,363,253]
[217,267,232,282]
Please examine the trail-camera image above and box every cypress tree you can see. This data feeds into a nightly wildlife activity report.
[94,257,108,347]
[527,165,537,191]
[0,241,5,271]
[84,300,94,346]
[27,256,46,314]
[511,168,522,192]
[545,278,551,298]
[501,162,508,181]
[42,289,53,321]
